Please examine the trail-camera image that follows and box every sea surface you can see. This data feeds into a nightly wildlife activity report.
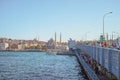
[0,52,87,80]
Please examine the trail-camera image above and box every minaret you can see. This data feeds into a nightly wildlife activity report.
[38,37,39,41]
[60,33,62,44]
[55,32,56,44]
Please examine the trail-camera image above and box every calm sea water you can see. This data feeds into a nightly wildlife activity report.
[0,52,86,80]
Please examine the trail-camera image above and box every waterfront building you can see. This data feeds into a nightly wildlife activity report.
[47,45,68,53]
[0,43,9,50]
[47,38,56,49]
[47,35,68,53]
[68,38,75,49]
[40,41,46,46]
[55,44,68,52]
[68,38,75,53]
[18,44,26,50]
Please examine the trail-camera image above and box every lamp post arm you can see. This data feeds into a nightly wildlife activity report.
[103,12,112,42]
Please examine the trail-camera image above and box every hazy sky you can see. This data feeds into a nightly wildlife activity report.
[0,0,120,42]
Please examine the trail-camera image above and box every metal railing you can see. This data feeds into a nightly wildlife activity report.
[75,50,99,80]
[77,45,120,80]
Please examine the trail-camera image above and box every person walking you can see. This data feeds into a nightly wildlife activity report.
[95,65,99,74]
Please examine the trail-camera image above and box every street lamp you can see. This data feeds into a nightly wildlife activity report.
[103,12,112,41]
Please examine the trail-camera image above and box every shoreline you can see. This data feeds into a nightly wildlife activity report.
[0,50,69,53]
[0,49,44,52]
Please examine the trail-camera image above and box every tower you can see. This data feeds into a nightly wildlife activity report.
[60,33,62,44]
[55,32,56,44]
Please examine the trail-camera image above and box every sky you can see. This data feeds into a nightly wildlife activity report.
[0,0,120,42]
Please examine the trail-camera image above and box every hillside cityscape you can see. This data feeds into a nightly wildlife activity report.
[0,33,120,51]
[0,33,68,52]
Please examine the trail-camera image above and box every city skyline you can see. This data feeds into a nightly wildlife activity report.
[0,0,120,42]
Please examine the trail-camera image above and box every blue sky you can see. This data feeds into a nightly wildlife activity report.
[0,0,120,42]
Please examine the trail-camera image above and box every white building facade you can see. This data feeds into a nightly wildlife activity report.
[0,43,9,50]
[68,38,75,53]
[68,38,75,49]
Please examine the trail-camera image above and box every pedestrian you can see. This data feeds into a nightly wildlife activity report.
[98,65,102,75]
[116,43,120,50]
[95,65,99,74]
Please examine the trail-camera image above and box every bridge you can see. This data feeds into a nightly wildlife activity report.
[68,40,120,80]
[74,45,120,80]
[73,49,99,80]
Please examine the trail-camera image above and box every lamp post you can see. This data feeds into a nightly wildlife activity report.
[103,12,112,42]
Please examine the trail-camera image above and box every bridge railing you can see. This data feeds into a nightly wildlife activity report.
[76,45,120,80]
[75,50,99,80]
